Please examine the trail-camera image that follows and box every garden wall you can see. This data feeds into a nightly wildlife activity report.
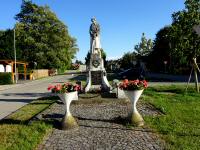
[32,69,49,79]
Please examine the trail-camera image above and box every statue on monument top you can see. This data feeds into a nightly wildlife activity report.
[89,17,101,55]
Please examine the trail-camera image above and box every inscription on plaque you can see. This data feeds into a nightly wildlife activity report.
[91,71,102,85]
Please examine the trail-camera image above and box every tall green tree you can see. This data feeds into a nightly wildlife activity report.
[120,52,137,69]
[0,30,15,59]
[170,0,200,67]
[170,0,200,91]
[134,33,153,57]
[148,26,172,72]
[15,1,78,70]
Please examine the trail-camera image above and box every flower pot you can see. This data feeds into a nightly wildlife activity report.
[124,89,144,127]
[58,92,78,104]
[57,91,78,130]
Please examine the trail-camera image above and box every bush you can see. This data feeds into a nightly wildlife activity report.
[0,73,13,85]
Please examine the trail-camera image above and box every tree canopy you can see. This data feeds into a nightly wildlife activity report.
[120,52,136,69]
[0,30,15,59]
[146,0,200,74]
[134,33,153,57]
[14,1,78,70]
[170,0,200,66]
[147,26,172,72]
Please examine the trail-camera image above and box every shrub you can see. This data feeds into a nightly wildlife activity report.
[0,73,13,85]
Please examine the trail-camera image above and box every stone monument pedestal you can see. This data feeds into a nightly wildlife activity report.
[85,18,111,93]
[85,53,111,92]
[85,70,111,92]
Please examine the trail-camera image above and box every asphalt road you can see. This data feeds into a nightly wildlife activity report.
[0,75,73,120]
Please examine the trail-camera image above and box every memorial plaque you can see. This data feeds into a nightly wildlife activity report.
[91,71,102,85]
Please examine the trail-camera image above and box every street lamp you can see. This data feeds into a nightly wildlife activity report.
[14,28,17,84]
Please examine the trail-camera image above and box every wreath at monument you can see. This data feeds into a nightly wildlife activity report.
[92,59,100,68]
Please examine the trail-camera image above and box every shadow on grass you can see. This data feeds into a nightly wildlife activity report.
[0,96,59,128]
[146,87,185,94]
[0,118,28,125]
[0,114,61,130]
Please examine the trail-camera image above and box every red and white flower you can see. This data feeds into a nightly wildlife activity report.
[119,79,148,90]
[47,82,80,93]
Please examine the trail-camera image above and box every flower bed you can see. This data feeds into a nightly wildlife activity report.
[119,79,148,90]
[48,82,80,93]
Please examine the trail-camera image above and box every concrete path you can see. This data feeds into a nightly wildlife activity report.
[36,96,164,150]
[0,75,73,120]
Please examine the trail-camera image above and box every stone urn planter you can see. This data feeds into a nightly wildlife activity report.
[124,89,144,127]
[58,91,78,130]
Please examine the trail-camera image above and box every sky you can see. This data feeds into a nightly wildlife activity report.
[0,0,185,62]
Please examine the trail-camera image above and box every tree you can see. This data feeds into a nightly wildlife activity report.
[84,48,107,67]
[101,48,107,67]
[170,0,200,91]
[134,33,153,57]
[85,51,90,66]
[0,29,17,59]
[147,26,172,72]
[15,1,78,70]
[170,0,200,66]
[75,60,83,65]
[120,52,137,69]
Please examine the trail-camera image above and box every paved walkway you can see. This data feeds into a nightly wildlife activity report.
[0,75,73,120]
[35,95,164,150]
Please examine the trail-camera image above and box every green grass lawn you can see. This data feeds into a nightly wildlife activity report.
[0,98,56,150]
[143,85,200,150]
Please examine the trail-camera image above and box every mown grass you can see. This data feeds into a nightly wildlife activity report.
[0,98,56,150]
[143,85,200,150]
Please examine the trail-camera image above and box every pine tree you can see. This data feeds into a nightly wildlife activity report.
[134,33,153,57]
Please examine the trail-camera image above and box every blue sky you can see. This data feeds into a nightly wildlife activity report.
[0,0,185,62]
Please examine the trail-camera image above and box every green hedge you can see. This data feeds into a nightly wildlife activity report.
[0,73,13,85]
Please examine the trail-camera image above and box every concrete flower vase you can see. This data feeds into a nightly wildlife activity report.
[124,89,144,127]
[58,91,78,130]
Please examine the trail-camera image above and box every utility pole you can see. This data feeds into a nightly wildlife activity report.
[14,28,17,84]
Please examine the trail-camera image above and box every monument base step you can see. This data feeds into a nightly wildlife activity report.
[101,92,117,98]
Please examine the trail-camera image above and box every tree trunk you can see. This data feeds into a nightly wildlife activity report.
[193,58,199,93]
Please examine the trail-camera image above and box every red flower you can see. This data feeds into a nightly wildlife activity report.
[55,84,62,91]
[119,79,148,90]
[124,79,129,84]
[47,85,54,91]
[73,84,80,91]
[47,82,81,93]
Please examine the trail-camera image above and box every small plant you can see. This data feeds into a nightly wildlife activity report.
[119,79,148,90]
[48,82,80,93]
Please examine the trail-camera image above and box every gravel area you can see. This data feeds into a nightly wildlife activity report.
[34,94,164,150]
